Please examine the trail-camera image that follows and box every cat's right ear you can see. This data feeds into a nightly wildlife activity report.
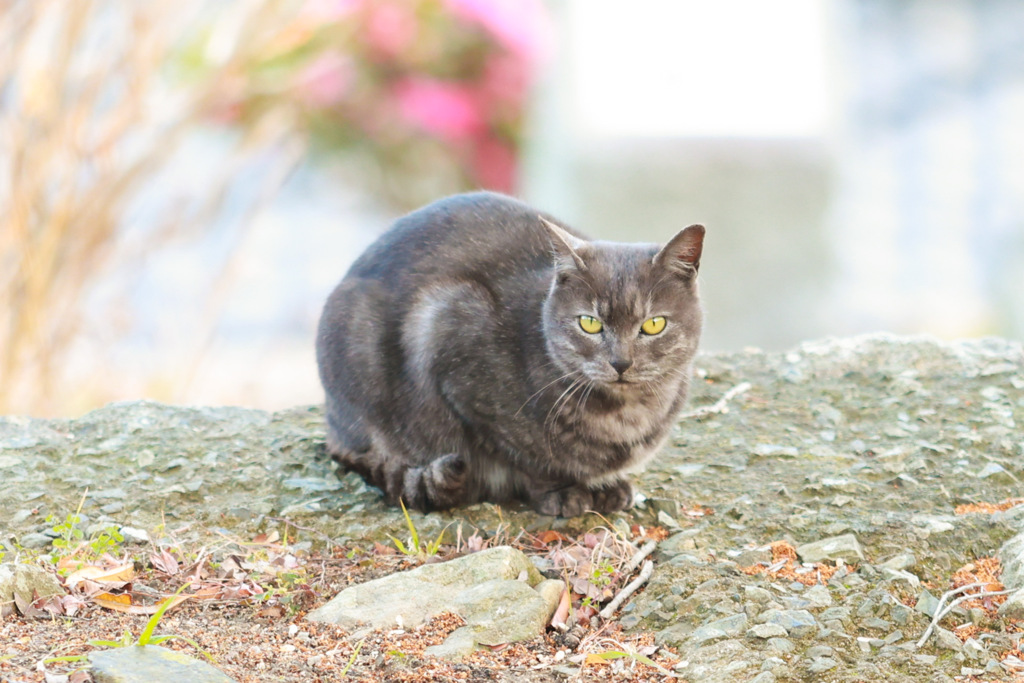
[539,216,588,272]
[654,224,705,277]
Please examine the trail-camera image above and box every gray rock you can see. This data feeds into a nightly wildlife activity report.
[915,589,941,617]
[999,588,1024,619]
[808,657,838,674]
[655,622,693,647]
[819,606,852,624]
[0,563,64,617]
[749,672,776,683]
[999,532,1024,590]
[690,614,749,644]
[760,609,818,639]
[747,623,788,639]
[120,526,150,544]
[860,617,892,630]
[962,637,986,660]
[879,553,916,570]
[806,645,834,658]
[796,534,865,563]
[767,637,795,653]
[306,546,558,659]
[802,584,833,607]
[89,645,235,683]
[889,604,914,625]
[659,530,700,556]
[744,585,773,604]
[676,640,755,683]
[933,627,963,652]
[18,532,52,549]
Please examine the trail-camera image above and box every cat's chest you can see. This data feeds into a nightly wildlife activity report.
[546,388,673,448]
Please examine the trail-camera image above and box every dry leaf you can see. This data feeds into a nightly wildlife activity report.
[93,591,190,615]
[255,604,286,620]
[66,562,135,588]
[150,549,180,576]
[536,530,570,546]
[550,588,570,630]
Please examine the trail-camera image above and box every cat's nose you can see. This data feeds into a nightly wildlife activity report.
[610,359,633,376]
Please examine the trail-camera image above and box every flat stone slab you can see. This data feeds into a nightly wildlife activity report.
[89,645,235,683]
[306,546,562,659]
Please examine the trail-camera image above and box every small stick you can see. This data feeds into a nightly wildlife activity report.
[915,584,1015,648]
[599,559,654,620]
[624,540,657,575]
[680,381,752,419]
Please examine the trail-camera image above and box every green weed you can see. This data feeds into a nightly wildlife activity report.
[389,499,447,558]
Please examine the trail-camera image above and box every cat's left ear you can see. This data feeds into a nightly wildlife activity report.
[539,216,588,272]
[654,224,705,277]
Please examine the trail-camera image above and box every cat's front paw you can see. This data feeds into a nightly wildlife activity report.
[533,486,593,518]
[531,478,634,518]
[591,479,634,514]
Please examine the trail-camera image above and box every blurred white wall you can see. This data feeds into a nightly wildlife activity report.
[76,0,1024,412]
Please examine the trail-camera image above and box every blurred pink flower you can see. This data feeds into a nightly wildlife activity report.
[295,53,353,107]
[395,78,483,141]
[444,0,551,64]
[472,136,516,192]
[365,3,417,58]
[480,53,529,106]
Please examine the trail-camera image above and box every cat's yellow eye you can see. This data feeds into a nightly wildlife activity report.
[641,316,666,335]
[578,315,603,334]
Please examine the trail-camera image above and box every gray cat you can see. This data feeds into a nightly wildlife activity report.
[316,192,704,517]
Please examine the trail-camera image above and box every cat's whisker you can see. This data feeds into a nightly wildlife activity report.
[544,375,587,433]
[516,370,581,418]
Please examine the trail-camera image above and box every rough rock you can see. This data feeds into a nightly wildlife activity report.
[0,563,64,617]
[89,645,235,683]
[306,546,561,659]
[796,534,865,563]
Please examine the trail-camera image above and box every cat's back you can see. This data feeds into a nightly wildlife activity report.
[346,192,573,288]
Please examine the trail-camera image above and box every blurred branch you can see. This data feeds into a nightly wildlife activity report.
[0,0,304,415]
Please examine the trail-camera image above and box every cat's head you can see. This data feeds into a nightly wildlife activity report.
[540,218,704,391]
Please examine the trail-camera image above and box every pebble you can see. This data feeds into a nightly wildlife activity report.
[17,532,52,549]
[796,534,865,563]
[744,586,772,604]
[767,637,795,654]
[802,584,833,607]
[879,552,916,570]
[747,624,788,639]
[915,590,941,617]
[808,657,838,674]
[933,627,963,652]
[690,614,748,644]
[120,526,151,544]
[806,645,834,658]
[860,617,892,630]
[819,606,851,623]
[761,609,818,639]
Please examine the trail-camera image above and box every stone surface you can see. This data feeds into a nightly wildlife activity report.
[2,334,1024,682]
[89,645,235,683]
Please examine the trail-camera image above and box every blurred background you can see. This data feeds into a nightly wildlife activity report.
[2,0,1023,417]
